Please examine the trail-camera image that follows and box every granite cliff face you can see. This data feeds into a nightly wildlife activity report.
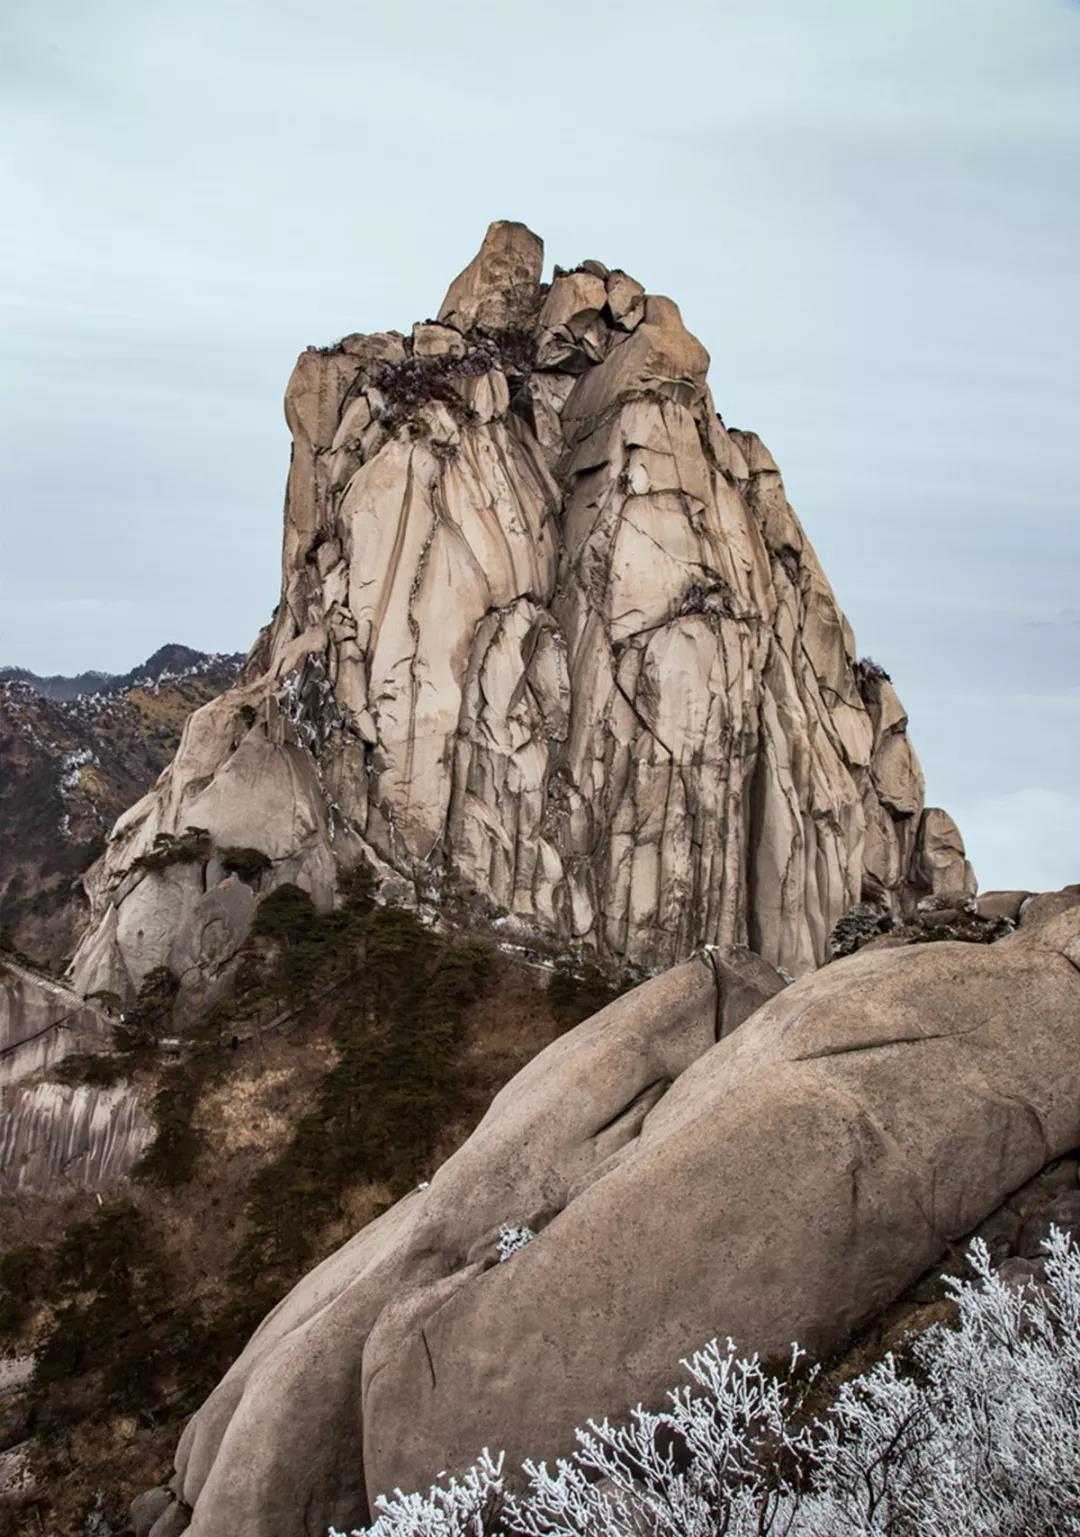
[71,223,972,1004]
[0,958,150,1196]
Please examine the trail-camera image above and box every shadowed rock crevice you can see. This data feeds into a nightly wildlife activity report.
[589,1075,671,1148]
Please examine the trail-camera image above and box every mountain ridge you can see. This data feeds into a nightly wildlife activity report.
[1,644,245,704]
[0,648,244,964]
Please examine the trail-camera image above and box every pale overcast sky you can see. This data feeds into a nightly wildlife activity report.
[1,0,1077,892]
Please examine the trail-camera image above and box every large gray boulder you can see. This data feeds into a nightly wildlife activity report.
[155,906,1080,1537]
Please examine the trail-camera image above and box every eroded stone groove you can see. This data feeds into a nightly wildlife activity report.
[70,222,972,1004]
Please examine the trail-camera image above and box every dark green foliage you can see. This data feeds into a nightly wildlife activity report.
[0,1243,49,1338]
[548,959,629,1031]
[680,576,734,618]
[132,868,377,1193]
[376,355,461,417]
[337,860,376,914]
[131,825,212,873]
[250,881,319,943]
[828,901,893,959]
[486,325,538,379]
[0,938,53,973]
[36,1203,159,1395]
[853,656,892,705]
[31,1203,211,1425]
[133,1062,206,1186]
[910,916,1014,947]
[112,965,178,1056]
[86,988,124,1014]
[53,1051,129,1088]
[219,846,272,883]
[20,866,492,1479]
[233,901,490,1288]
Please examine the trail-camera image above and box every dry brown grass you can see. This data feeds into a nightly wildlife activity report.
[1,1409,177,1537]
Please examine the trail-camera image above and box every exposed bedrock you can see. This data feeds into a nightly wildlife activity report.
[0,960,110,1088]
[0,961,148,1192]
[0,1079,151,1194]
[71,222,973,1002]
[144,897,1080,1537]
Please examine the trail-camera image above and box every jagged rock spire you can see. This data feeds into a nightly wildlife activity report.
[70,225,973,1007]
[437,219,545,331]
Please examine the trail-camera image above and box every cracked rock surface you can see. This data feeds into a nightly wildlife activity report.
[72,222,972,1002]
[150,898,1080,1537]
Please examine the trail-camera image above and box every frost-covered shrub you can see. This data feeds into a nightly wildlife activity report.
[346,1230,1080,1537]
[58,745,96,795]
[498,1224,536,1263]
[331,1453,508,1537]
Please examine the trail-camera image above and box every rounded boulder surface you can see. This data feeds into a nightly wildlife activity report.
[976,890,1031,923]
[131,1487,172,1537]
[158,914,1080,1537]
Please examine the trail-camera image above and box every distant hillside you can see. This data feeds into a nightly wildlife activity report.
[0,647,244,965]
[0,643,245,703]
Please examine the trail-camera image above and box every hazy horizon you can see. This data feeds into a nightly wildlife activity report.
[2,0,1077,891]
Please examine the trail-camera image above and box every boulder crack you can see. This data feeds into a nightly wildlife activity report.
[420,1326,437,1391]
[590,1077,671,1142]
[792,1020,987,1063]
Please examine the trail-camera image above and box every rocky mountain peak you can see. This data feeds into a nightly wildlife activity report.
[437,218,545,332]
[69,224,973,1007]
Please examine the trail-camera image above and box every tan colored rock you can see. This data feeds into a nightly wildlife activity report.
[538,270,607,335]
[976,890,1031,923]
[707,945,788,1038]
[71,224,969,999]
[411,322,466,359]
[148,1505,190,1537]
[437,220,544,333]
[452,367,510,422]
[1019,888,1080,934]
[562,294,710,434]
[605,268,646,328]
[536,270,609,370]
[165,952,784,1535]
[910,807,977,903]
[132,1489,173,1537]
[163,911,1080,1536]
